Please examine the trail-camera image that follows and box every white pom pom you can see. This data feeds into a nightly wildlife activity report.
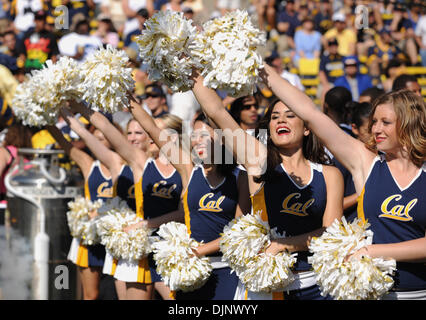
[238,251,297,293]
[96,197,152,260]
[11,57,82,126]
[151,221,213,292]
[80,45,135,113]
[220,211,270,271]
[308,217,396,300]
[66,197,104,246]
[220,211,297,292]
[191,9,266,97]
[136,10,199,92]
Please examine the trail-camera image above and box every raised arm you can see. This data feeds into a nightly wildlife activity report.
[46,125,94,179]
[69,100,148,179]
[260,64,376,193]
[128,97,193,189]
[191,73,267,193]
[59,107,124,182]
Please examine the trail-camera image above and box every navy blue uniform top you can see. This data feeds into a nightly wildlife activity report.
[358,155,426,291]
[136,158,182,220]
[114,164,136,211]
[85,160,113,201]
[252,162,327,271]
[183,165,239,255]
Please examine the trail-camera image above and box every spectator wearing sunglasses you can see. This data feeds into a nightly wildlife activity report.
[229,95,260,136]
[140,83,169,118]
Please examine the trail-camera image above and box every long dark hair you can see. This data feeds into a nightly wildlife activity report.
[254,99,330,183]
[192,113,237,177]
[351,102,372,128]
[229,95,259,124]
[324,86,353,124]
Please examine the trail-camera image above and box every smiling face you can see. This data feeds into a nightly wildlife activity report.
[370,103,400,153]
[268,101,309,150]
[126,119,149,152]
[191,120,216,162]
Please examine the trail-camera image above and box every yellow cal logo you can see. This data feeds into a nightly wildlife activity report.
[280,193,314,217]
[198,193,225,213]
[97,182,113,198]
[379,194,417,222]
[127,185,136,199]
[151,180,177,199]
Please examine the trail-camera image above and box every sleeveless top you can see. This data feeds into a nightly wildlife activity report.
[357,154,426,291]
[113,164,136,211]
[85,160,113,201]
[134,158,182,219]
[182,165,239,256]
[252,162,328,271]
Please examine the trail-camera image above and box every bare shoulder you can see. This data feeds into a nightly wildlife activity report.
[321,164,344,181]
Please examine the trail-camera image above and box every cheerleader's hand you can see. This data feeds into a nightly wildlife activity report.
[191,244,207,258]
[88,209,98,220]
[344,246,369,262]
[123,220,147,233]
[265,240,285,256]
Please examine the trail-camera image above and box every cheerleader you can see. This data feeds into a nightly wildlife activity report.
[56,107,135,300]
[122,114,186,300]
[69,101,183,300]
[260,64,426,299]
[47,122,116,300]
[128,95,251,300]
[188,72,344,300]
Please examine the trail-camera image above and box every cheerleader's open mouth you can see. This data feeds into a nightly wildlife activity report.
[276,125,290,135]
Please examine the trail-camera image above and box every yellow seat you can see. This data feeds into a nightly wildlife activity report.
[405,66,426,75]
[301,78,320,86]
[298,58,320,76]
[417,78,426,86]
[305,87,318,96]
[421,88,426,96]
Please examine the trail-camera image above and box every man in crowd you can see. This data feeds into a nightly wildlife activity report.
[318,37,344,99]
[229,95,259,134]
[17,10,59,73]
[141,84,169,118]
[334,56,373,102]
[392,74,422,96]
